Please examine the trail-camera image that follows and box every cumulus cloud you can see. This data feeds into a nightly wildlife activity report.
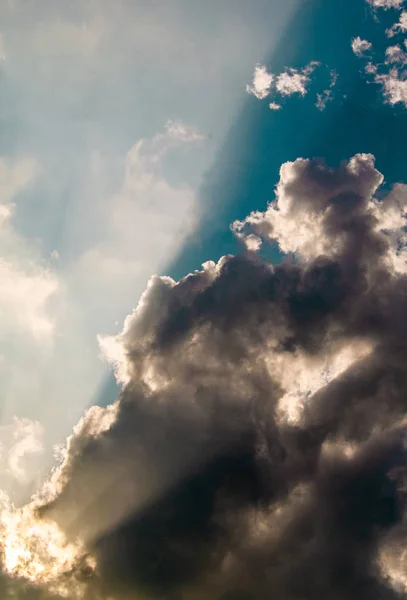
[275,61,319,97]
[4,153,407,599]
[246,64,274,99]
[351,37,373,57]
[247,61,322,111]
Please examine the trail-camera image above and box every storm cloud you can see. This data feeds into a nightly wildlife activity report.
[3,153,407,599]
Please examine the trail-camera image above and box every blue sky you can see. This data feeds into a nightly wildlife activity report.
[1,0,407,494]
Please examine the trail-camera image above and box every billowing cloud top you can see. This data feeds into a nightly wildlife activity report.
[4,153,407,599]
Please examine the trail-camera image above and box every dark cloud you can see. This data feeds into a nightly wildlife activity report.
[5,153,407,599]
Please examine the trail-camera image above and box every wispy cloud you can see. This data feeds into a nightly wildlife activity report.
[315,69,338,111]
[367,0,405,9]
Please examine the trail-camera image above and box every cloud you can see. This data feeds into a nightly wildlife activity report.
[351,37,373,57]
[387,10,407,36]
[375,68,407,107]
[385,44,407,63]
[4,154,407,598]
[315,69,338,111]
[352,14,407,109]
[367,0,405,8]
[275,61,319,96]
[0,418,44,496]
[246,64,274,100]
[247,61,321,109]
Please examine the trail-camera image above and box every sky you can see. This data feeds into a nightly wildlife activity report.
[3,0,407,598]
[0,0,297,445]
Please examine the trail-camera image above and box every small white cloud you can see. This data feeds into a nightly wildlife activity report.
[269,101,282,111]
[365,61,379,74]
[351,37,373,57]
[246,64,273,99]
[375,68,407,107]
[387,10,407,36]
[315,92,330,111]
[385,44,407,63]
[275,61,319,97]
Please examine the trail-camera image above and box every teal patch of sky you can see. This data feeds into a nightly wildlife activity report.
[97,0,407,408]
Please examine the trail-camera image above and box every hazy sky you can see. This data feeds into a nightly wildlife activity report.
[0,0,296,451]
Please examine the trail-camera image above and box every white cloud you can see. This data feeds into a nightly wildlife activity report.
[375,68,407,107]
[367,0,405,8]
[365,61,379,74]
[275,61,319,97]
[246,64,274,99]
[387,10,407,36]
[351,17,407,108]
[247,61,320,107]
[385,44,407,63]
[351,37,372,57]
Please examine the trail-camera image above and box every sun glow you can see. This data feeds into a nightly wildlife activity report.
[0,490,93,598]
